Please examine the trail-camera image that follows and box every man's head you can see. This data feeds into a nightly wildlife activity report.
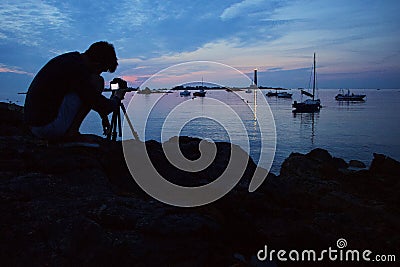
[84,41,118,74]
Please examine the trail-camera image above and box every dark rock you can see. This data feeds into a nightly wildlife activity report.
[349,159,366,168]
[280,148,340,179]
[89,205,139,230]
[1,102,400,266]
[368,153,400,193]
[318,191,364,212]
[332,157,349,169]
[280,152,318,179]
[139,211,221,237]
[306,148,332,163]
[0,102,30,136]
[370,153,400,177]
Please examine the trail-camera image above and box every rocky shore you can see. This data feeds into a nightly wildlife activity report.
[0,102,399,266]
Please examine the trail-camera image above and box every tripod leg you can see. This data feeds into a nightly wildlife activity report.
[111,109,118,141]
[120,103,140,140]
[117,105,122,138]
[107,112,114,141]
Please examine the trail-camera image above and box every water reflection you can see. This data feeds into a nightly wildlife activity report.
[292,112,319,145]
[337,100,366,111]
[80,89,400,175]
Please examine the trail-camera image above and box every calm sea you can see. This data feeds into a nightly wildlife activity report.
[75,88,400,174]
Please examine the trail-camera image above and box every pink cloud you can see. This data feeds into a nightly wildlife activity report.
[0,65,33,76]
[122,75,140,84]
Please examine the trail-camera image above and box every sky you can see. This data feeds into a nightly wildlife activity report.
[1,0,400,99]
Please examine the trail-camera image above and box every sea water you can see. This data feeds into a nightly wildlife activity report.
[77,88,400,174]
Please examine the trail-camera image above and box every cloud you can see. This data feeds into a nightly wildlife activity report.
[108,0,400,89]
[220,0,278,21]
[0,0,399,91]
[108,0,185,30]
[114,36,309,89]
[0,63,33,76]
[121,74,143,84]
[0,0,71,46]
[108,0,152,28]
[120,36,312,74]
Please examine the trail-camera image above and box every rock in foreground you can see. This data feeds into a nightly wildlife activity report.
[0,103,399,266]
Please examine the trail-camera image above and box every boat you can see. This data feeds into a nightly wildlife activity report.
[180,90,191,96]
[193,89,206,97]
[266,91,278,97]
[292,53,321,113]
[193,77,207,97]
[277,92,292,98]
[335,89,365,101]
[292,98,321,112]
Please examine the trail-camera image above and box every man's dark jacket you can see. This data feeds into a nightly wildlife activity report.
[25,52,116,127]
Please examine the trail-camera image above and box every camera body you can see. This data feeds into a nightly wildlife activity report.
[110,77,128,90]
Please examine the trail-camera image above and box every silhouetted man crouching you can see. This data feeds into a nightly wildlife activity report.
[24,41,125,140]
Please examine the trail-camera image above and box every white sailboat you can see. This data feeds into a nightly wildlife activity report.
[335,89,366,101]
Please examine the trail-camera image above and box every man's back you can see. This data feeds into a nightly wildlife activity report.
[24,52,90,127]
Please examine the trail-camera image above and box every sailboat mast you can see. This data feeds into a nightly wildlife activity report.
[313,53,316,101]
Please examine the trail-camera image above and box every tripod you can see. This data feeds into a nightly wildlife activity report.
[107,92,139,141]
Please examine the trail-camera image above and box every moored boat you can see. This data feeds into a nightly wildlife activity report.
[293,53,321,113]
[266,91,278,97]
[180,90,191,96]
[277,92,292,98]
[335,89,366,101]
[193,89,206,97]
[293,99,321,112]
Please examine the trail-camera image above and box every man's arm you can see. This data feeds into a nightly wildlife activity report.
[75,74,119,117]
[101,113,111,136]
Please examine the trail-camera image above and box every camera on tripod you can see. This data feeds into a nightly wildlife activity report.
[106,77,139,141]
[110,77,128,91]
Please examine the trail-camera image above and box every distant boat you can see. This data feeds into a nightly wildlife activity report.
[277,92,292,98]
[335,89,366,101]
[193,77,207,97]
[266,91,278,97]
[266,89,292,98]
[225,88,233,92]
[180,90,191,96]
[193,89,206,97]
[293,53,321,113]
